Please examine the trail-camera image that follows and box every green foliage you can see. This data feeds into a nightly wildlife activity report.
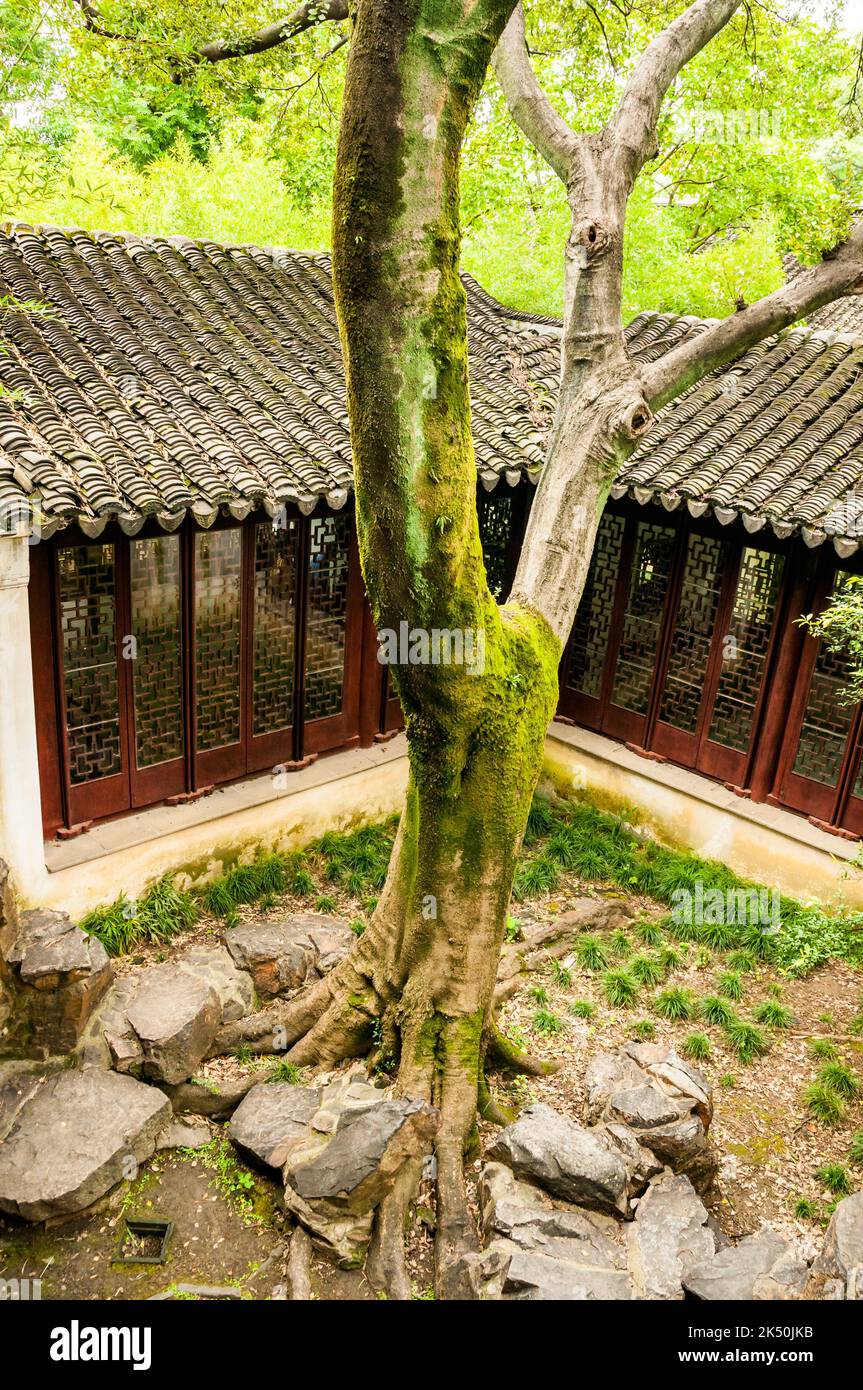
[629,953,665,988]
[817,1163,853,1196]
[633,917,664,946]
[655,986,696,1022]
[529,984,549,1006]
[809,1039,839,1060]
[727,949,758,974]
[849,1131,863,1167]
[682,1032,712,1062]
[700,994,735,1027]
[268,1060,303,1085]
[602,968,639,1008]
[631,1018,657,1041]
[568,999,597,1020]
[793,1197,820,1220]
[753,999,793,1030]
[550,958,572,988]
[804,1082,846,1126]
[504,916,520,943]
[717,971,744,1002]
[720,1073,737,1089]
[574,934,608,972]
[512,855,560,901]
[80,873,199,955]
[724,1017,769,1063]
[818,1061,860,1099]
[532,1007,565,1036]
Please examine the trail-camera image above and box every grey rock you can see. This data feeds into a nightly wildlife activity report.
[127,964,220,1085]
[807,1193,863,1299]
[0,1058,65,1140]
[488,1103,629,1216]
[0,1069,169,1220]
[4,909,113,1054]
[499,1246,633,1300]
[282,1096,438,1264]
[603,1121,664,1191]
[685,1229,798,1300]
[222,921,316,998]
[177,945,255,1024]
[155,1117,211,1151]
[229,1082,321,1170]
[638,1113,718,1194]
[627,1173,714,1299]
[584,1051,645,1123]
[609,1084,681,1130]
[306,920,354,976]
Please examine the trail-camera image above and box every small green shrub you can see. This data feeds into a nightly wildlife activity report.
[818,1061,860,1099]
[532,1008,565,1036]
[655,986,696,1022]
[700,994,734,1027]
[753,999,792,1029]
[568,1000,597,1020]
[804,1082,846,1126]
[681,1032,712,1062]
[602,968,639,1008]
[717,971,743,1002]
[724,1017,768,1063]
[817,1163,852,1196]
[631,1018,656,1041]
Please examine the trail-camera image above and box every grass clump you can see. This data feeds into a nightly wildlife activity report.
[631,1018,656,1041]
[818,1061,860,1099]
[532,1008,565,1036]
[817,1163,852,1196]
[753,998,793,1030]
[575,934,608,972]
[724,1016,768,1063]
[808,1039,839,1060]
[80,874,199,956]
[792,1197,820,1220]
[569,1000,597,1020]
[629,953,665,987]
[602,968,639,1008]
[804,1082,846,1126]
[717,971,743,1002]
[268,1060,303,1084]
[700,994,734,1027]
[848,1131,863,1167]
[681,1032,712,1062]
[655,986,696,1022]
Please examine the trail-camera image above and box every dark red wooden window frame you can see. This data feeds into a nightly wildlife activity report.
[30,504,366,839]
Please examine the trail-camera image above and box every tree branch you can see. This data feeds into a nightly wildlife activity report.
[492,4,580,185]
[71,0,348,64]
[641,226,863,410]
[607,0,742,184]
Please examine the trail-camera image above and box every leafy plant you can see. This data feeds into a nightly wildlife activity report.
[602,968,639,1008]
[529,984,549,1005]
[804,1082,846,1126]
[848,1131,863,1168]
[681,1032,712,1062]
[655,986,696,1022]
[268,1060,302,1084]
[575,934,608,972]
[631,1018,656,1041]
[808,1038,839,1060]
[550,958,572,988]
[793,1197,820,1220]
[629,953,664,987]
[753,998,792,1030]
[717,971,743,1002]
[568,999,597,1020]
[633,917,664,946]
[817,1163,852,1196]
[700,994,734,1027]
[818,1061,860,1099]
[532,1008,565,1036]
[724,1017,768,1063]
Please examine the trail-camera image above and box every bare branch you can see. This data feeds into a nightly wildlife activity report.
[607,0,742,184]
[492,4,580,184]
[71,0,348,64]
[641,225,863,410]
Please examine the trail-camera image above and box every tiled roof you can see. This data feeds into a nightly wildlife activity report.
[0,224,550,538]
[783,251,863,337]
[2,223,863,555]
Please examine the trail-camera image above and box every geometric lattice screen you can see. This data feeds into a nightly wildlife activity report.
[612,522,677,714]
[194,529,243,753]
[58,543,122,785]
[659,533,728,734]
[305,513,350,721]
[793,573,857,788]
[253,520,298,737]
[566,513,625,698]
[708,548,785,752]
[130,535,184,768]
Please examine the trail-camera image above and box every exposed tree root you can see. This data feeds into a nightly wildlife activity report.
[486,1021,560,1076]
[286,1226,313,1300]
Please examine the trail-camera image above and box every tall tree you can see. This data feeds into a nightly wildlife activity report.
[47,0,863,1295]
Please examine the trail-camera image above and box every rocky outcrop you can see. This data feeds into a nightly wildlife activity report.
[126,965,221,1085]
[585,1043,718,1193]
[222,914,353,1000]
[806,1192,863,1300]
[230,1082,322,1170]
[0,1069,170,1220]
[684,1228,812,1300]
[1,904,113,1055]
[627,1173,715,1299]
[488,1104,630,1216]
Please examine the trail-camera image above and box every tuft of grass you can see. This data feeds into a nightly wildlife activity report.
[818,1061,860,1099]
[315,895,337,913]
[804,1082,846,1126]
[532,1007,565,1036]
[848,1131,863,1168]
[512,855,560,901]
[681,1031,712,1062]
[631,1018,656,1041]
[700,994,734,1027]
[657,942,683,973]
[817,1163,852,1196]
[717,971,743,1002]
[569,999,597,1020]
[610,929,632,959]
[349,918,366,937]
[724,1016,768,1063]
[698,919,738,952]
[268,1059,303,1084]
[550,958,572,989]
[793,1197,820,1220]
[753,999,793,1030]
[80,874,199,956]
[575,934,608,972]
[808,1039,839,1061]
[529,984,549,1006]
[727,948,758,974]
[720,1073,736,1088]
[633,917,664,946]
[602,968,639,1008]
[524,794,557,844]
[655,986,696,1022]
[629,953,664,987]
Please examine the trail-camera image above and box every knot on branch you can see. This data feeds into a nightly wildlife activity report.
[566,219,614,269]
[620,396,653,441]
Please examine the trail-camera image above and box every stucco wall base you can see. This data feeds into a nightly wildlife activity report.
[543,723,863,910]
